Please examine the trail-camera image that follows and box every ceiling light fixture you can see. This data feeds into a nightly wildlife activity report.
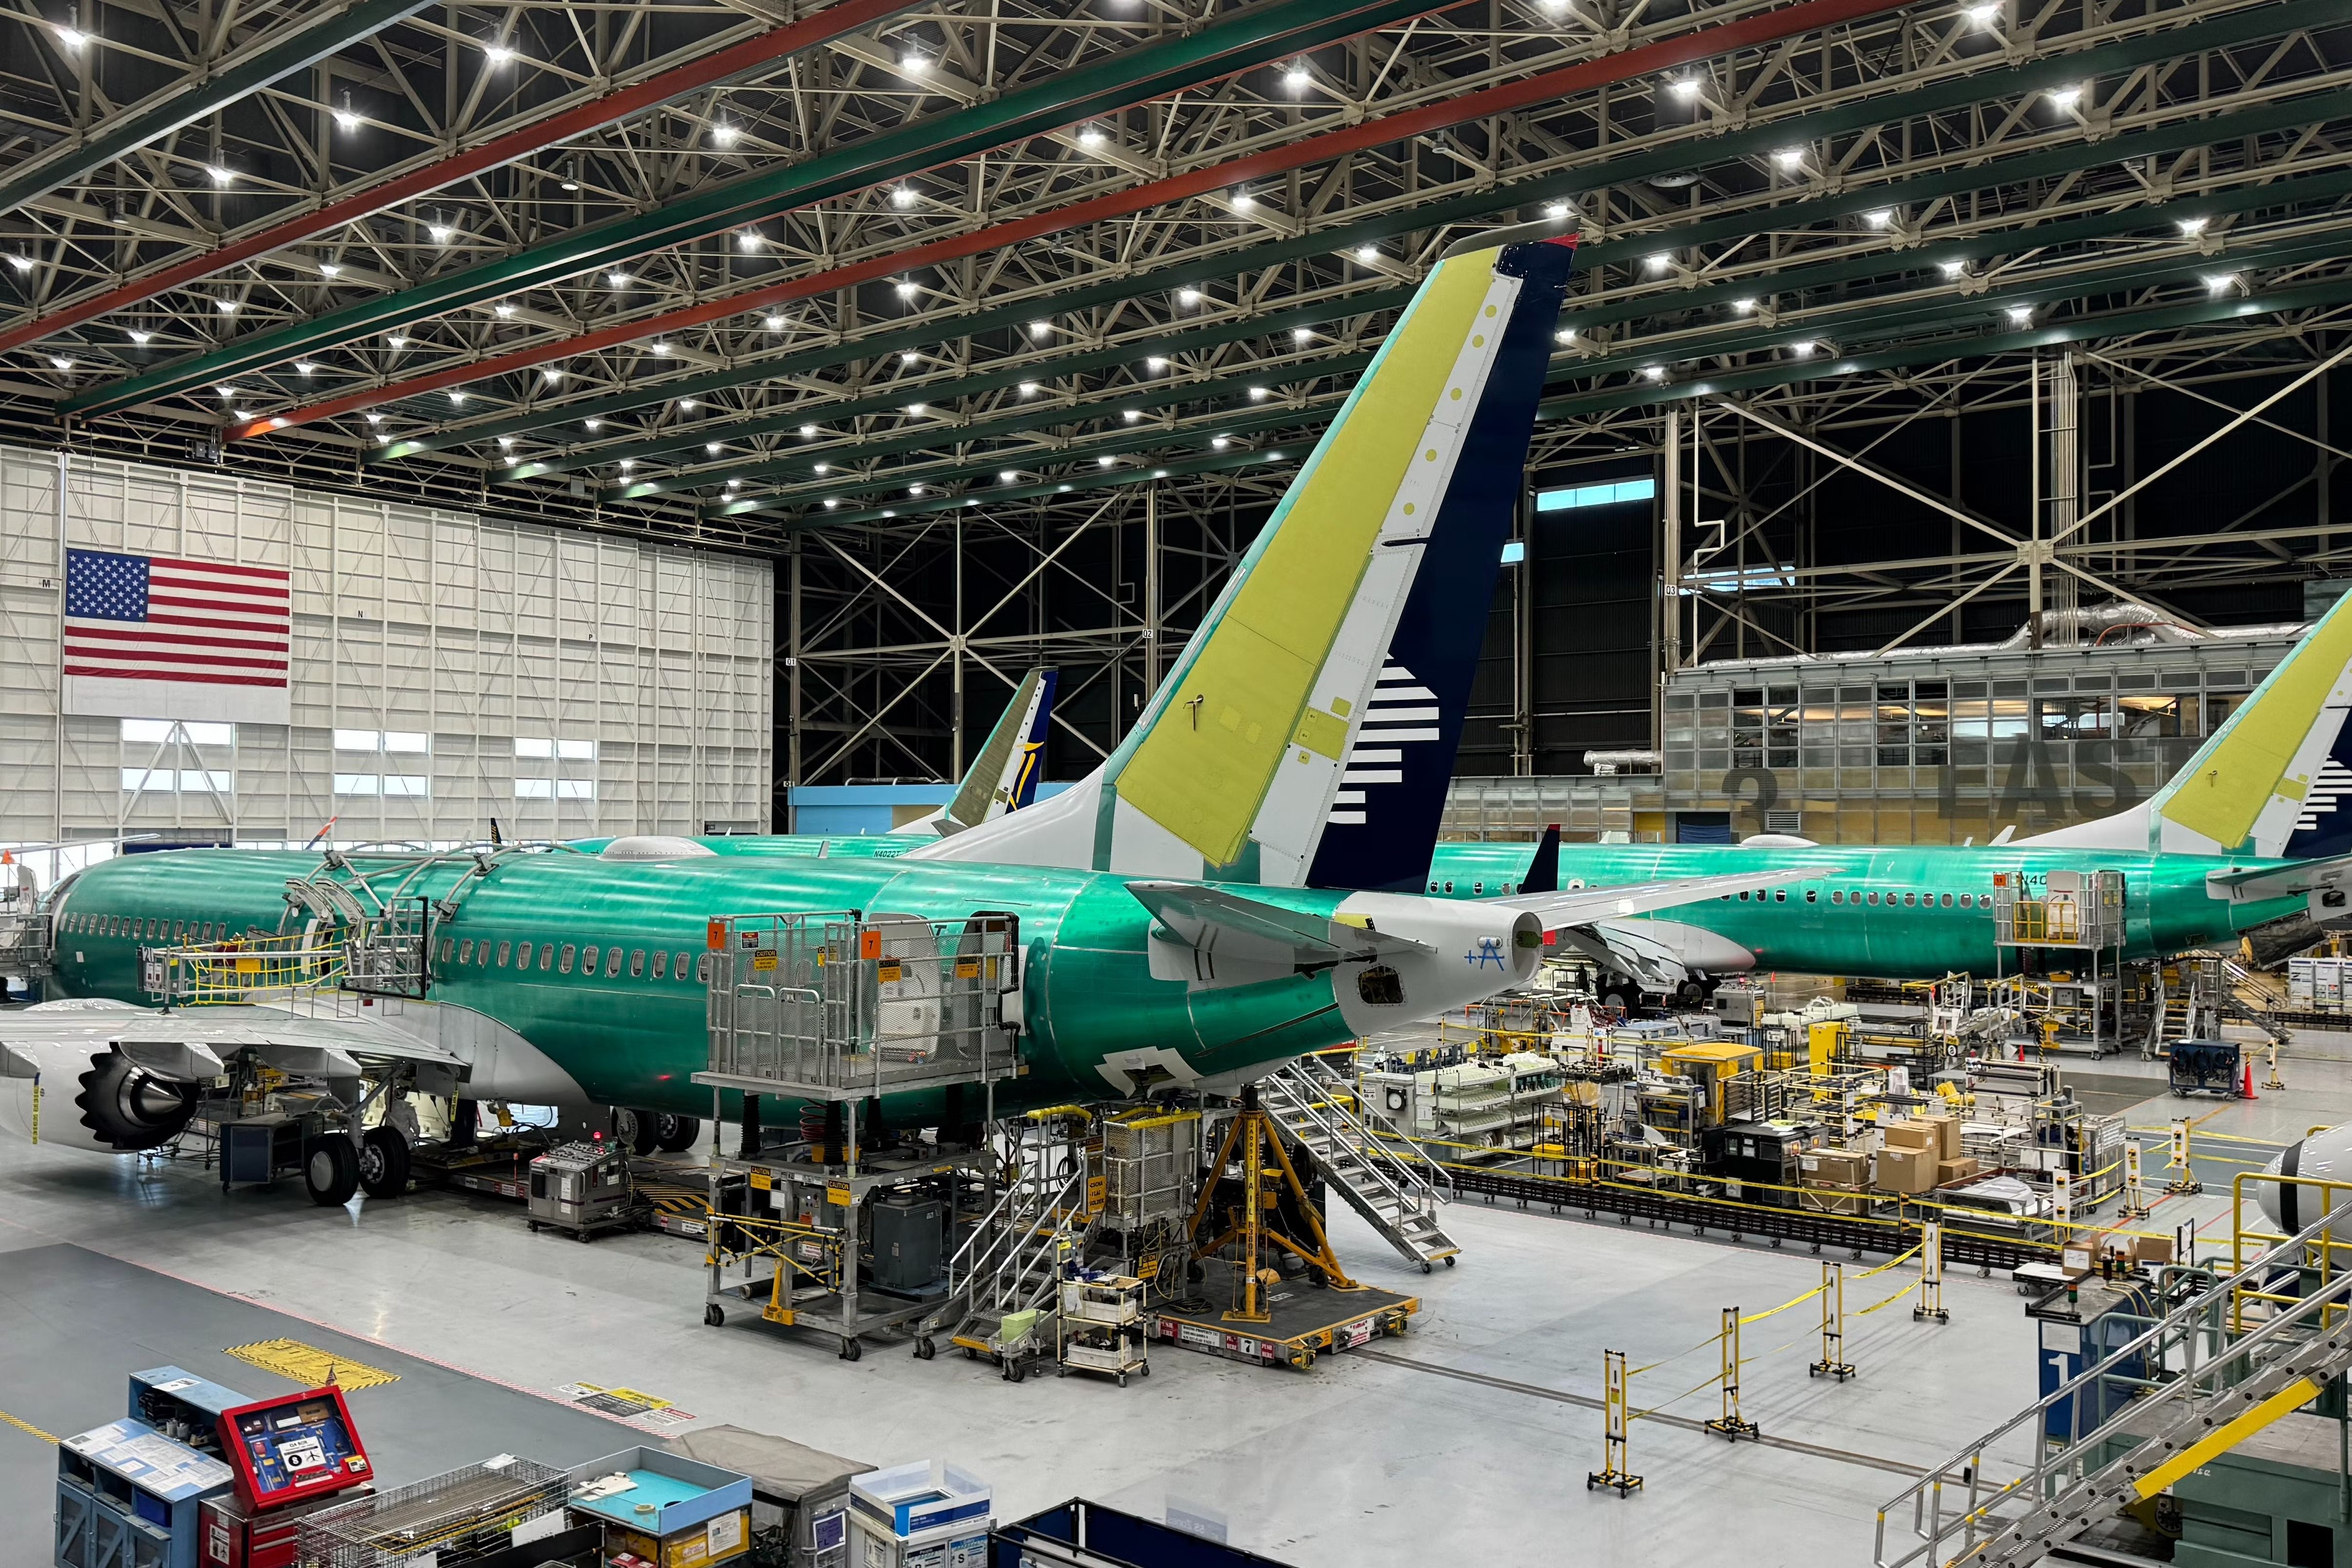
[765,315,788,331]
[1642,365,1666,381]
[206,165,233,185]
[1771,147,1804,169]
[1018,381,1039,395]
[294,361,316,375]
[799,424,817,437]
[711,123,741,147]
[542,368,563,383]
[127,329,151,344]
[890,186,917,208]
[493,302,515,317]
[6,255,32,272]
[429,223,453,244]
[483,42,513,65]
[1864,208,1893,228]
[215,299,237,313]
[385,335,407,347]
[1247,386,1267,400]
[2006,305,2035,325]
[1666,77,1700,101]
[1029,320,1052,335]
[2204,272,2239,294]
[2178,216,2209,236]
[49,355,73,370]
[317,262,340,277]
[607,271,632,288]
[1939,259,1967,278]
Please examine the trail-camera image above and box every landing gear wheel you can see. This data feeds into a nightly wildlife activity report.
[357,1126,411,1199]
[705,1303,726,1327]
[613,1108,658,1158]
[838,1338,862,1362]
[652,1113,702,1153]
[302,1137,360,1207]
[913,1338,936,1361]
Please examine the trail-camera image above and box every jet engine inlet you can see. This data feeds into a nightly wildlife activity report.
[74,1052,196,1151]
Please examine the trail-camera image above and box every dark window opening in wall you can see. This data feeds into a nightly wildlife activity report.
[1358,965,1405,1006]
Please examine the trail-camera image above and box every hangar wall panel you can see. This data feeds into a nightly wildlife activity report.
[0,446,771,854]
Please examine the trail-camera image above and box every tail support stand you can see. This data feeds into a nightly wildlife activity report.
[1704,1307,1761,1441]
[1586,1349,1643,1496]
[1809,1262,1855,1382]
[1914,1220,1950,1324]
[1187,1084,1358,1325]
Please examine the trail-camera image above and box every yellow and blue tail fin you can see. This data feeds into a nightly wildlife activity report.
[913,218,1577,883]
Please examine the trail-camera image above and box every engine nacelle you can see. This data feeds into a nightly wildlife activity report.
[0,1020,199,1155]
[2257,1123,2352,1242]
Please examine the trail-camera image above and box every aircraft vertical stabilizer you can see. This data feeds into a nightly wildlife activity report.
[912,218,1579,883]
[929,667,1057,835]
[2028,586,2352,856]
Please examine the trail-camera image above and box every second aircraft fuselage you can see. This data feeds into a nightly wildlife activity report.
[1427,841,2305,977]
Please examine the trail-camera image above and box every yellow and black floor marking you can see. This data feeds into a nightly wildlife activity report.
[223,1338,400,1391]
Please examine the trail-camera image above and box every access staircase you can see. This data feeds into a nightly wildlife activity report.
[1258,1053,1460,1272]
[928,1125,1090,1363]
[1875,1201,2352,1568]
[2147,956,2290,1056]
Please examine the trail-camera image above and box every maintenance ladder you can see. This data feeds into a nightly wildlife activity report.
[929,1119,1090,1366]
[1258,1053,1459,1272]
[1874,1199,2352,1568]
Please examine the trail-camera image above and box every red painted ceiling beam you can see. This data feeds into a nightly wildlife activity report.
[236,0,1917,444]
[0,0,917,360]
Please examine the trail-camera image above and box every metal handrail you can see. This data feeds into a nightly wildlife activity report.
[1875,1198,2352,1568]
[941,1141,1088,1322]
[1265,1059,1451,1215]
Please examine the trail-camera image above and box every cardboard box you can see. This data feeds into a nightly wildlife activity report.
[1803,1150,1871,1185]
[604,1509,751,1568]
[1883,1120,1936,1152]
[1924,1114,1962,1160]
[1935,1157,1979,1185]
[2131,1234,2175,1266]
[1877,1146,1937,1194]
[1799,1186,1870,1217]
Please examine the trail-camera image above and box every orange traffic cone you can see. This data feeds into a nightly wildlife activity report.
[2240,1057,2257,1100]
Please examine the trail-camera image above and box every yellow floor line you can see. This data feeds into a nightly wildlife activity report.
[0,1408,58,1444]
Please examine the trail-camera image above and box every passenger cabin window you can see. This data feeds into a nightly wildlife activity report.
[496,941,511,967]
[1443,881,1455,894]
[1940,894,1954,908]
[559,943,576,974]
[606,945,623,977]
[1472,881,1485,896]
[515,941,532,969]
[458,939,474,964]
[676,951,693,980]
[538,944,553,971]
[629,949,645,977]
[439,937,455,962]
[695,953,713,983]
[1805,890,1817,903]
[1774,890,1786,902]
[653,950,669,979]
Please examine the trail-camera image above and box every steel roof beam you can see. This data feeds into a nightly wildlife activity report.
[214,0,1925,441]
[0,0,928,361]
[501,292,1410,484]
[67,0,1472,423]
[1535,273,2352,425]
[365,0,2344,468]
[0,0,440,222]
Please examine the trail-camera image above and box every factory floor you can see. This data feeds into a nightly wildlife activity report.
[1,1035,2347,1568]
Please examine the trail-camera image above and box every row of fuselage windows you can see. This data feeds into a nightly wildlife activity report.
[436,935,711,985]
[57,913,229,942]
[1427,880,1521,895]
[1727,887,1988,909]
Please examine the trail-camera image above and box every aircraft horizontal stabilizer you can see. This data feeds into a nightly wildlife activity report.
[1127,880,1434,968]
[1484,865,1841,932]
[2205,852,2352,902]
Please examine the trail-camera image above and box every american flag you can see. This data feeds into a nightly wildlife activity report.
[63,548,291,688]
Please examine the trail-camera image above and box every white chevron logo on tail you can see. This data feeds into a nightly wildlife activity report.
[2294,756,2352,833]
[1330,664,1440,826]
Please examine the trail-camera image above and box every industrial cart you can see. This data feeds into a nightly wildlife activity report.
[1057,1275,1149,1386]
[2167,1039,2243,1098]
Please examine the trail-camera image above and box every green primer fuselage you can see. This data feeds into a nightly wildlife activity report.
[47,849,1364,1117]
[1426,841,2304,976]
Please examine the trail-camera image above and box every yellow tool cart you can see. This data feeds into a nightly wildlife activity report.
[1058,1273,1149,1386]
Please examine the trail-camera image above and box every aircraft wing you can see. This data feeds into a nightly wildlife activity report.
[2205,853,2352,902]
[1482,865,1841,932]
[0,1000,465,1083]
[1126,881,1435,968]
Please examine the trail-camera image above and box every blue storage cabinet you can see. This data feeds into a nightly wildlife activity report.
[55,1418,233,1568]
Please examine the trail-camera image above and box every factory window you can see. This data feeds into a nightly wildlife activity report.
[559,943,576,974]
[677,952,694,981]
[539,944,554,971]
[555,778,596,800]
[629,949,645,977]
[652,950,668,979]
[333,774,380,795]
[125,719,233,747]
[382,775,429,798]
[515,779,554,800]
[438,938,455,963]
[2037,696,2111,742]
[458,939,474,964]
[515,941,531,969]
[1534,476,1656,512]
[605,945,623,976]
[496,941,511,967]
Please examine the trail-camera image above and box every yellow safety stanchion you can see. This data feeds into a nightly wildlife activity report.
[1913,1221,1949,1324]
[2266,1041,2287,1091]
[1586,1350,1642,1497]
[2166,1116,2203,1196]
[1809,1262,1854,1382]
[1704,1307,1761,1441]
[2119,1140,2150,1220]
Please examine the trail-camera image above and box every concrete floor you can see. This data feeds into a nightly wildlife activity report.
[4,1034,2351,1568]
